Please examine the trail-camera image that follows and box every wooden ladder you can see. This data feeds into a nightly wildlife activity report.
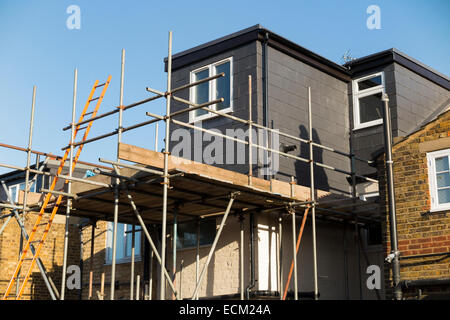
[2,75,111,300]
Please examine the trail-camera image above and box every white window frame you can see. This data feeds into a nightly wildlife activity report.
[105,222,142,265]
[189,57,233,123]
[427,149,450,212]
[352,72,385,130]
[8,181,36,203]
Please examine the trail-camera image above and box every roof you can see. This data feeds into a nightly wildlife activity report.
[164,25,450,89]
[164,24,351,82]
[345,48,450,90]
[374,108,450,160]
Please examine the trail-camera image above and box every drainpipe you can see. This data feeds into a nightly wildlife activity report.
[245,212,256,299]
[381,93,402,300]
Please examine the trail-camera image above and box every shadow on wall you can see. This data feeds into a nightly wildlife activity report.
[295,125,329,192]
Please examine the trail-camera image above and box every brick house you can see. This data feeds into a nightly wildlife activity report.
[377,109,450,299]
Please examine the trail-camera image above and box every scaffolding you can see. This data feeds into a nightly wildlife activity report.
[0,31,381,300]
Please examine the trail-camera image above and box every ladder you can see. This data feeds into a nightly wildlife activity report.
[2,75,112,300]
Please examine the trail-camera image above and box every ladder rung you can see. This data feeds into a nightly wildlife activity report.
[84,111,94,116]
[37,223,48,227]
[77,125,88,130]
[30,240,42,244]
[89,97,100,102]
[14,276,26,279]
[22,258,34,261]
[95,82,106,88]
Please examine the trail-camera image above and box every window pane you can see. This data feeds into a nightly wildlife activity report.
[125,224,132,257]
[437,188,450,204]
[115,223,125,260]
[199,220,216,246]
[358,75,382,91]
[19,183,26,191]
[177,219,216,249]
[437,172,450,188]
[359,93,382,124]
[214,61,230,111]
[9,186,17,202]
[125,225,140,257]
[435,156,449,172]
[194,69,209,117]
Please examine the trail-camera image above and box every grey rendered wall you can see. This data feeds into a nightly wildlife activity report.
[264,46,351,195]
[168,42,259,176]
[393,63,449,136]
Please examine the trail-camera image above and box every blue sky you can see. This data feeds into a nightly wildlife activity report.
[0,0,449,174]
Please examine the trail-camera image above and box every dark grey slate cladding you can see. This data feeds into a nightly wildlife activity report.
[393,63,449,136]
[351,63,397,177]
[265,47,351,195]
[352,62,449,176]
[168,42,259,176]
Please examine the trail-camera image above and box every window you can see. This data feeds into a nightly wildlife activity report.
[8,180,37,203]
[176,219,216,249]
[427,149,450,212]
[189,57,233,122]
[352,72,385,130]
[105,223,141,264]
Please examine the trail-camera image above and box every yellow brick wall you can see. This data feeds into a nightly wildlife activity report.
[0,211,80,300]
[377,110,450,299]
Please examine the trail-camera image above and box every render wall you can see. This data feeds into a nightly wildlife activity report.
[256,211,385,300]
[168,215,250,299]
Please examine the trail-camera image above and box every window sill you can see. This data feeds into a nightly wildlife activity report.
[104,255,142,266]
[353,120,383,131]
[427,207,450,215]
[189,107,233,124]
[176,243,212,252]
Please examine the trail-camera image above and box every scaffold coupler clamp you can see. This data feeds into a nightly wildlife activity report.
[385,250,400,263]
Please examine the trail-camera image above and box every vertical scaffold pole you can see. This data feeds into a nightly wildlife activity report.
[130,223,135,300]
[160,31,173,300]
[278,213,283,300]
[172,207,178,300]
[111,49,125,300]
[239,213,245,300]
[248,75,253,186]
[88,220,95,299]
[290,206,298,300]
[16,85,36,297]
[195,219,200,300]
[308,87,319,300]
[61,70,77,300]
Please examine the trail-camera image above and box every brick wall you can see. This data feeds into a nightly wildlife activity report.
[377,110,450,299]
[80,221,148,300]
[0,212,80,300]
